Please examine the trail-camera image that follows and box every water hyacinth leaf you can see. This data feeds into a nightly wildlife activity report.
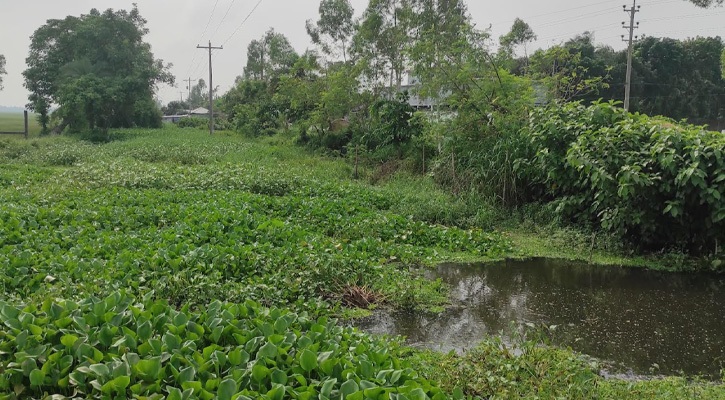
[29,369,45,386]
[217,378,238,400]
[341,379,360,399]
[407,388,428,400]
[265,383,285,400]
[321,378,337,398]
[299,349,317,372]
[252,363,269,382]
[258,341,277,359]
[178,366,196,383]
[270,369,287,385]
[89,363,110,377]
[135,357,162,382]
[137,320,153,341]
[101,375,131,394]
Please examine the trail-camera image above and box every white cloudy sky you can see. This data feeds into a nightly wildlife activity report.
[0,0,723,107]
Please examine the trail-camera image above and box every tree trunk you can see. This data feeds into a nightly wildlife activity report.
[50,119,71,135]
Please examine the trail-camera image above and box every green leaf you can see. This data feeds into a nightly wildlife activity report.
[29,369,45,386]
[137,320,152,341]
[61,334,79,347]
[101,375,130,394]
[217,378,237,400]
[270,369,287,385]
[321,378,337,398]
[341,379,359,399]
[257,341,277,359]
[265,383,285,400]
[299,349,317,372]
[252,363,269,383]
[135,357,162,382]
[89,363,110,377]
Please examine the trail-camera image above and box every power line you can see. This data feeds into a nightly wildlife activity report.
[185,0,222,80]
[211,0,240,41]
[490,0,614,26]
[222,0,266,47]
[198,0,222,43]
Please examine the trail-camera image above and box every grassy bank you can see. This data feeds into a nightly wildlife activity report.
[1,127,722,398]
[0,112,41,138]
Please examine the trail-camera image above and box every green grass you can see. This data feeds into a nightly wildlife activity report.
[408,335,725,399]
[0,112,41,138]
[1,126,722,399]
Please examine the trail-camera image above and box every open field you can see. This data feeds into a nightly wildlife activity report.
[0,112,41,138]
[0,127,722,399]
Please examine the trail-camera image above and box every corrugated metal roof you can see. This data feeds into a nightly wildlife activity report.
[190,107,209,115]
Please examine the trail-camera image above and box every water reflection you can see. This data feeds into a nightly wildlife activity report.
[355,258,725,376]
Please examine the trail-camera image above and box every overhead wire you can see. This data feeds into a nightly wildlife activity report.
[211,0,240,41]
[222,0,266,47]
[184,0,222,80]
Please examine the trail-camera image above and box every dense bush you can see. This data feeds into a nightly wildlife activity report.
[176,117,230,132]
[0,293,448,399]
[526,101,725,251]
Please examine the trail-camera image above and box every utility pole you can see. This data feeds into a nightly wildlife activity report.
[184,77,194,103]
[622,1,640,112]
[196,41,223,135]
[178,91,184,103]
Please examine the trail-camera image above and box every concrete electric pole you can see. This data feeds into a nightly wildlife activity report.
[196,41,223,135]
[184,77,194,103]
[622,1,641,112]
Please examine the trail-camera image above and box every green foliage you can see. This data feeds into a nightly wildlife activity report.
[368,93,422,158]
[526,101,725,251]
[410,328,725,399]
[176,117,210,130]
[0,293,447,399]
[23,6,172,135]
[0,54,6,91]
[162,101,190,116]
[306,0,355,61]
[499,18,536,64]
[688,0,724,6]
[244,29,299,82]
[528,41,610,102]
[0,128,509,310]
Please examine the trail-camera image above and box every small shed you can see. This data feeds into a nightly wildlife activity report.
[162,114,188,123]
[190,107,210,118]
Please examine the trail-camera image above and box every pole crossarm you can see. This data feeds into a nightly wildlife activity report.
[622,0,641,112]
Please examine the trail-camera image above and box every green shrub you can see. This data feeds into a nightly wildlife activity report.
[176,117,210,130]
[526,101,725,251]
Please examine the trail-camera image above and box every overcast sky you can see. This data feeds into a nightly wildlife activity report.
[0,0,723,107]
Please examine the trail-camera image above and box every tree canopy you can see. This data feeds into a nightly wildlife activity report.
[244,29,299,81]
[0,55,6,91]
[306,0,355,62]
[23,5,172,135]
[688,0,724,6]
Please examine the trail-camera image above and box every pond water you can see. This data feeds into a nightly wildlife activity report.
[354,258,725,377]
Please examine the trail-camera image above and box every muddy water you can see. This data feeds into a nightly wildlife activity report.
[355,258,725,376]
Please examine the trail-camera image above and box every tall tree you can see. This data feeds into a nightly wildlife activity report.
[23,6,172,134]
[187,79,208,108]
[244,29,299,82]
[355,0,416,92]
[500,18,537,68]
[409,0,472,100]
[687,0,723,6]
[306,0,355,62]
[0,54,6,91]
